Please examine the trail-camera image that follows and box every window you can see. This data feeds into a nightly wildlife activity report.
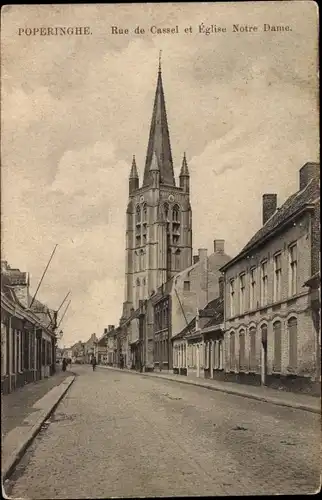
[230,332,235,370]
[136,205,141,223]
[260,260,268,306]
[273,321,282,372]
[163,203,169,220]
[172,205,180,222]
[261,324,268,345]
[11,329,16,373]
[142,204,147,223]
[249,327,256,371]
[140,249,145,271]
[250,267,257,310]
[42,338,46,366]
[239,329,245,370]
[174,250,181,271]
[219,340,223,370]
[289,243,297,296]
[288,317,297,370]
[230,279,235,317]
[274,253,282,302]
[239,273,246,314]
[16,331,21,373]
[164,305,168,328]
[183,281,190,291]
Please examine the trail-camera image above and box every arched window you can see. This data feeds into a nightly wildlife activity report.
[163,203,169,220]
[172,204,180,222]
[273,321,282,372]
[288,317,297,370]
[140,249,145,271]
[136,205,141,223]
[261,323,268,345]
[174,249,181,270]
[143,204,147,223]
[239,329,245,371]
[249,327,256,371]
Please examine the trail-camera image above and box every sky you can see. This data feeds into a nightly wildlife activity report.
[1,2,319,347]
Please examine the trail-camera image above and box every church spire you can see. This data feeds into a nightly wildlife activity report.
[143,55,175,187]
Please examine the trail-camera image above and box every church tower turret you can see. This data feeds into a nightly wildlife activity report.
[129,155,139,194]
[122,56,193,317]
[179,152,190,193]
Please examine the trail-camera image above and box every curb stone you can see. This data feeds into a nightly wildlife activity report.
[98,365,320,414]
[2,376,75,482]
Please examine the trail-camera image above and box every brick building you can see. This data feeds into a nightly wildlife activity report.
[220,162,320,394]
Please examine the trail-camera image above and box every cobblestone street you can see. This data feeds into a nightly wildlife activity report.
[6,365,321,498]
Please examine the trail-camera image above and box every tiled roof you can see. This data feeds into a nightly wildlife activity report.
[221,173,320,270]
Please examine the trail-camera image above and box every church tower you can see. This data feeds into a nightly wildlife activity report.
[122,58,192,318]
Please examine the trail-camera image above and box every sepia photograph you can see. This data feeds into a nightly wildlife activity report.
[1,2,320,498]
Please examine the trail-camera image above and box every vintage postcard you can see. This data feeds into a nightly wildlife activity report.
[1,2,320,498]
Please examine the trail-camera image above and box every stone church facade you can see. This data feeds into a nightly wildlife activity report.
[121,62,193,322]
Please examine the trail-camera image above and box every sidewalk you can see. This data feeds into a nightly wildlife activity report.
[1,365,75,438]
[98,365,321,414]
[2,365,75,481]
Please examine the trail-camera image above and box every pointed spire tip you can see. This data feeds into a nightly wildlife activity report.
[180,151,189,176]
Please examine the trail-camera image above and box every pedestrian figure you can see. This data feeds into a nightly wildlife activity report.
[120,353,124,369]
[91,356,97,371]
[62,357,67,372]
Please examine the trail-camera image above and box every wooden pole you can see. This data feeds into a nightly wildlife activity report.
[30,244,58,309]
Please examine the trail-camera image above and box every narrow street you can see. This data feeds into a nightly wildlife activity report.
[6,365,320,498]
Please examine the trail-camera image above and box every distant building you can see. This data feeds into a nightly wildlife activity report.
[84,333,97,363]
[220,162,320,394]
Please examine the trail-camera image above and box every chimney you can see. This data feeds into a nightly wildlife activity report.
[198,248,208,309]
[108,325,114,331]
[219,276,224,300]
[193,255,199,264]
[299,162,320,190]
[104,328,108,334]
[214,239,225,254]
[262,194,277,225]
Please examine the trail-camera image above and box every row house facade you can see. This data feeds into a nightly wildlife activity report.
[172,291,224,379]
[153,241,230,372]
[220,162,320,394]
[1,261,57,395]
